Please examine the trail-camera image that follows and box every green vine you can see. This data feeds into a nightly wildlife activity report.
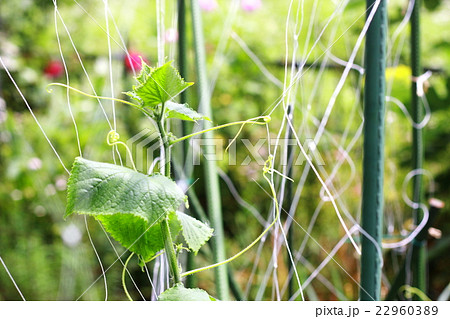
[55,61,277,301]
[181,156,279,278]
[400,285,431,301]
[122,252,135,301]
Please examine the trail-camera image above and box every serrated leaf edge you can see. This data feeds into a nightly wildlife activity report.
[176,211,214,254]
[165,101,211,122]
[132,61,193,108]
[158,283,213,301]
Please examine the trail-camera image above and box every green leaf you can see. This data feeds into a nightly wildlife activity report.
[158,284,213,301]
[66,157,186,260]
[96,211,181,261]
[176,211,213,254]
[126,61,193,109]
[165,101,210,122]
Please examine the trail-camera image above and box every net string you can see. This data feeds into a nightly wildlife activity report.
[232,0,372,300]
[50,0,161,300]
[53,1,82,157]
[0,56,70,174]
[239,0,391,299]
[2,0,435,301]
[0,256,26,301]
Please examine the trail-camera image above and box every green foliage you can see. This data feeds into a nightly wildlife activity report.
[125,61,193,111]
[63,57,220,297]
[158,283,214,301]
[65,157,186,260]
[425,0,443,11]
[97,212,181,262]
[176,211,214,254]
[165,101,210,122]
[66,157,185,223]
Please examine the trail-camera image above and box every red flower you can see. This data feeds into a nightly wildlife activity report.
[44,60,64,78]
[124,51,149,73]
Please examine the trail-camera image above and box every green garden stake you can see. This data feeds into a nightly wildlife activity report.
[177,0,195,289]
[360,0,387,301]
[190,0,230,300]
[410,0,426,298]
[283,104,296,298]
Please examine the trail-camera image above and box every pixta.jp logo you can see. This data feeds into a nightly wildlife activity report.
[126,128,324,172]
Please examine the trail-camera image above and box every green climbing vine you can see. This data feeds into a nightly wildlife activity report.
[57,61,276,301]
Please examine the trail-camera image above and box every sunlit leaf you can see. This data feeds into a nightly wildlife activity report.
[176,211,213,254]
[125,61,193,110]
[165,101,210,122]
[66,157,186,260]
[158,283,214,301]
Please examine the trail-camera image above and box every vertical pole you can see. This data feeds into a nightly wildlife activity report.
[190,0,230,300]
[177,0,197,289]
[360,0,387,301]
[284,104,295,298]
[178,0,189,141]
[410,0,426,297]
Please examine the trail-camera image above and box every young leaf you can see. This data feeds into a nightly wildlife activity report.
[165,101,211,122]
[126,61,193,109]
[66,157,186,260]
[158,283,213,301]
[176,211,214,254]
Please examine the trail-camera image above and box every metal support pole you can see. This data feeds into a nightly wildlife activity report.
[360,0,387,301]
[190,0,229,300]
[284,104,295,298]
[177,0,197,289]
[410,0,426,297]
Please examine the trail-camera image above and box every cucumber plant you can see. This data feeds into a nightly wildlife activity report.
[61,61,275,301]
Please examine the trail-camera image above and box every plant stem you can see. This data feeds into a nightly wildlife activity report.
[47,82,143,110]
[157,103,171,176]
[400,285,431,301]
[122,252,135,301]
[156,104,180,284]
[161,217,181,284]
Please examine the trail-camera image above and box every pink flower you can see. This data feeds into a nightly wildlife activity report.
[55,176,67,191]
[44,60,64,78]
[28,157,42,171]
[124,51,149,73]
[165,28,179,43]
[241,0,262,12]
[199,0,218,12]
